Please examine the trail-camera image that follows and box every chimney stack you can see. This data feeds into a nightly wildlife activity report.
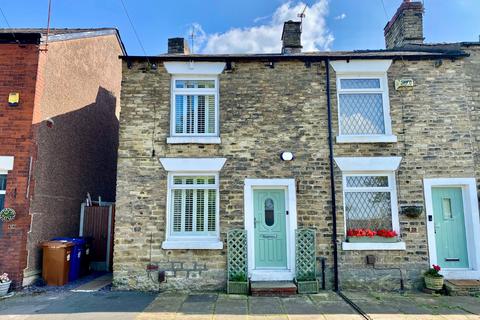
[281,21,302,54]
[168,37,190,54]
[384,0,424,49]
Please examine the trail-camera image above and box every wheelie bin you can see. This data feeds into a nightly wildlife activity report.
[41,241,74,286]
[52,237,86,282]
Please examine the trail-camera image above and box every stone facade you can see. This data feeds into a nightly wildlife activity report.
[114,48,480,291]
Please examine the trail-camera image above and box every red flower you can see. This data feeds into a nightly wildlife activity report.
[433,264,441,272]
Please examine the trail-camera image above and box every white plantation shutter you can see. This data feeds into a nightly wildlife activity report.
[169,175,218,236]
[207,189,216,231]
[172,78,218,136]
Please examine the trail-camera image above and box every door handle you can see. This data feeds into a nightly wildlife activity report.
[254,218,257,228]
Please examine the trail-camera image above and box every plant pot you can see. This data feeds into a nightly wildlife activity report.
[227,281,249,295]
[424,275,444,290]
[401,206,423,218]
[347,236,398,243]
[295,279,319,294]
[0,281,11,297]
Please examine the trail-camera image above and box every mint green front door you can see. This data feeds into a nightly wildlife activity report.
[253,189,287,269]
[432,187,469,268]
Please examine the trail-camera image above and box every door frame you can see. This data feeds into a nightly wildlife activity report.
[424,178,480,279]
[244,179,297,281]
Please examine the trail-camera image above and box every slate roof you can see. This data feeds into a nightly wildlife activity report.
[122,46,471,62]
[0,28,126,54]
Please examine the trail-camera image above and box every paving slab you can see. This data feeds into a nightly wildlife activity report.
[248,296,288,319]
[136,293,186,320]
[214,295,248,320]
[280,296,325,320]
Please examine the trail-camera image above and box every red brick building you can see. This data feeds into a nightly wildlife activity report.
[0,29,124,288]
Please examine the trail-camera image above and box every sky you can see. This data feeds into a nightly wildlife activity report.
[1,0,479,55]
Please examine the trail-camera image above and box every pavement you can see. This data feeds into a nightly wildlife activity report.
[1,289,480,319]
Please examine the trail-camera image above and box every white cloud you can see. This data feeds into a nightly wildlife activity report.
[334,13,347,20]
[191,1,334,54]
[253,14,271,24]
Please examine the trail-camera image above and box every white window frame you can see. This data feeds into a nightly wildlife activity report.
[164,61,225,145]
[159,157,226,249]
[335,156,405,250]
[330,60,397,144]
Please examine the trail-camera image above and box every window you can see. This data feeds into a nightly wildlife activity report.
[171,78,218,137]
[170,175,218,236]
[334,156,405,250]
[159,157,226,249]
[0,174,6,210]
[163,61,226,144]
[343,174,395,232]
[330,60,396,143]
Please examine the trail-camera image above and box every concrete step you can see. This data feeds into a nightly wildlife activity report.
[445,279,480,296]
[250,281,297,296]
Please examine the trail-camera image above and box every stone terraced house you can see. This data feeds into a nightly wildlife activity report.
[114,0,480,292]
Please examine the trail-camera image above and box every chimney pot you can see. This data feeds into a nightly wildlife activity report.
[281,21,302,54]
[384,1,424,49]
[168,37,190,54]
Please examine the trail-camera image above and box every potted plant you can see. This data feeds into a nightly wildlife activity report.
[0,273,11,297]
[424,264,444,290]
[295,271,319,294]
[0,208,16,222]
[227,272,249,295]
[401,206,423,218]
[347,228,399,243]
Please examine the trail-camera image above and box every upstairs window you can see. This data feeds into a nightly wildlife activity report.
[172,78,218,136]
[338,77,386,135]
[331,60,396,143]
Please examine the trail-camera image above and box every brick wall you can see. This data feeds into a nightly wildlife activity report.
[0,44,40,288]
[114,56,478,291]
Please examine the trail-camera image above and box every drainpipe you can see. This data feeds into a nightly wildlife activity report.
[325,59,339,292]
[325,59,372,320]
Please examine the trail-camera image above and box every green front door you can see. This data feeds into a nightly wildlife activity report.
[253,189,287,269]
[432,187,469,268]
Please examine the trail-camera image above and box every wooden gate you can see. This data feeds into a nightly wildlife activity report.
[79,203,115,271]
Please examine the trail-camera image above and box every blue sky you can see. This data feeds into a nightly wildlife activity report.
[1,0,479,55]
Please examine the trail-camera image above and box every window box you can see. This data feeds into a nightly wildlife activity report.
[347,236,399,243]
[342,241,406,251]
[295,279,319,294]
[227,281,249,295]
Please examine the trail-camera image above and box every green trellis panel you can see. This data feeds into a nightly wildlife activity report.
[227,229,247,280]
[295,228,316,281]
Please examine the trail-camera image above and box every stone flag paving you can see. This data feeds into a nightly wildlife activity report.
[1,290,480,319]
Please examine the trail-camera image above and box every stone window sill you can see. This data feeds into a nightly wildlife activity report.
[166,137,221,144]
[336,135,398,144]
[162,240,223,250]
[342,241,406,251]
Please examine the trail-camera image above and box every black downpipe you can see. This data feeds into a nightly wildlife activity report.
[325,58,372,320]
[325,59,339,292]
